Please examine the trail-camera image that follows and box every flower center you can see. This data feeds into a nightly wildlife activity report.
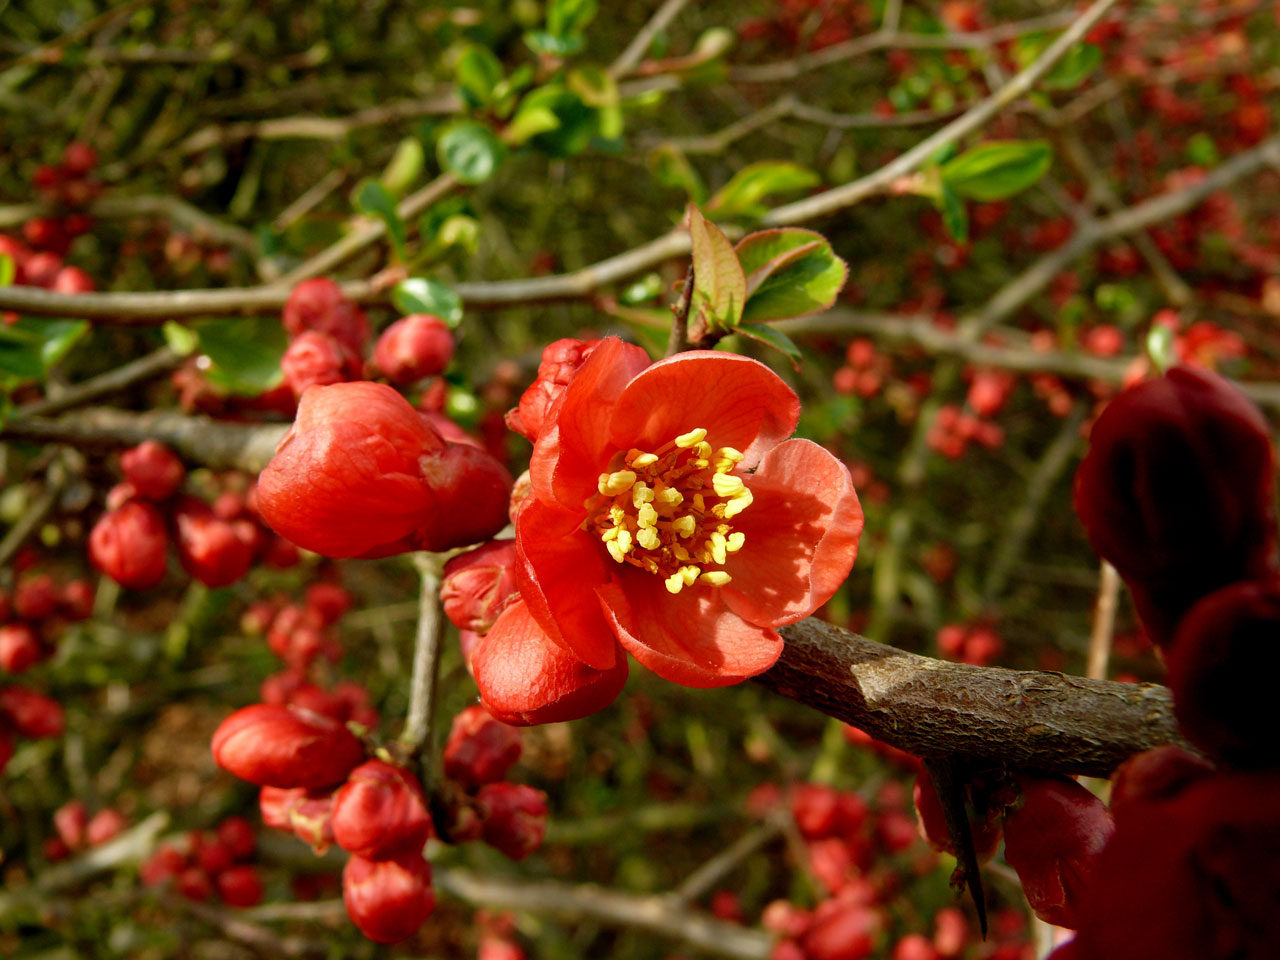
[586,427,751,594]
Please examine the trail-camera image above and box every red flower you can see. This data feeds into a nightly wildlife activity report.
[477,338,863,721]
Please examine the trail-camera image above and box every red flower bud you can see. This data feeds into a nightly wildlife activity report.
[441,541,520,635]
[332,760,433,860]
[505,338,603,442]
[256,382,449,558]
[0,686,64,737]
[216,816,257,860]
[89,501,169,589]
[893,934,941,960]
[801,892,884,960]
[305,582,351,626]
[0,622,44,673]
[260,785,337,852]
[476,782,548,860]
[178,866,213,901]
[211,703,364,789]
[1073,366,1277,645]
[61,141,98,176]
[1002,775,1115,929]
[442,704,522,789]
[1108,745,1215,820]
[54,800,88,850]
[140,844,186,887]
[411,441,513,553]
[283,277,370,353]
[15,574,58,620]
[173,498,255,588]
[197,839,234,875]
[120,441,185,501]
[911,769,1002,863]
[343,853,435,944]
[217,864,265,907]
[374,314,455,385]
[1166,578,1280,768]
[60,579,94,621]
[281,330,362,398]
[791,783,842,839]
[86,808,128,847]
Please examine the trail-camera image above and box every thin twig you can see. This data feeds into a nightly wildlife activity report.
[0,455,70,572]
[32,811,169,892]
[400,552,445,790]
[610,0,694,78]
[1087,561,1122,681]
[670,815,785,905]
[164,893,330,958]
[666,262,695,356]
[14,347,182,419]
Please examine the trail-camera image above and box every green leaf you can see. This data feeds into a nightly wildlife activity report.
[1146,322,1176,374]
[706,162,821,220]
[648,144,706,204]
[0,316,90,382]
[736,228,848,324]
[194,318,287,396]
[437,120,507,184]
[504,102,560,146]
[515,85,598,157]
[938,181,970,244]
[456,44,504,110]
[0,254,13,288]
[547,0,597,37]
[1186,132,1220,167]
[352,179,407,261]
[735,323,804,369]
[687,205,746,332]
[1043,42,1101,90]
[567,66,621,139]
[162,321,199,357]
[380,137,425,196]
[392,278,463,327]
[524,30,584,57]
[941,140,1053,201]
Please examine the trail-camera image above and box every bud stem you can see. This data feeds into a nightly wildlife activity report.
[400,552,445,791]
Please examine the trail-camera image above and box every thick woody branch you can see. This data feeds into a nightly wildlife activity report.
[765,619,1185,779]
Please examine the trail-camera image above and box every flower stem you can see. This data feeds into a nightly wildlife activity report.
[400,551,445,790]
[665,262,695,357]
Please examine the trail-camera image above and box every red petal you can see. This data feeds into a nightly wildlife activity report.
[608,352,799,468]
[597,570,782,688]
[722,439,864,627]
[529,338,651,509]
[472,599,628,726]
[514,499,618,670]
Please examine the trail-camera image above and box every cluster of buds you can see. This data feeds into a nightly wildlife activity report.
[32,141,103,215]
[89,441,298,590]
[0,572,93,673]
[244,581,353,673]
[832,339,892,399]
[45,800,128,861]
[140,816,263,907]
[0,685,63,773]
[278,277,456,402]
[927,403,1004,460]
[934,622,1004,667]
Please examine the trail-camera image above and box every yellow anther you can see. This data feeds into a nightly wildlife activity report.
[656,485,683,506]
[679,565,701,585]
[712,473,746,498]
[726,531,746,552]
[627,450,659,468]
[716,447,745,463]
[675,427,707,448]
[672,544,691,562]
[607,539,628,563]
[601,527,619,542]
[709,531,728,565]
[637,527,661,550]
[664,572,686,594]
[637,503,658,528]
[609,505,626,525]
[600,470,637,495]
[723,488,753,518]
[671,515,696,538]
[692,493,706,513]
[696,441,713,459]
[632,483,655,506]
[698,571,732,587]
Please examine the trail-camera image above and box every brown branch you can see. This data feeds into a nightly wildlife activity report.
[610,0,695,78]
[14,347,183,419]
[764,619,1185,779]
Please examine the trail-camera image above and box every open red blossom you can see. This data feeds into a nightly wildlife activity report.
[478,339,862,721]
[256,381,511,558]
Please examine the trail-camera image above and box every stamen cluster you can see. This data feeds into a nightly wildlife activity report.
[587,427,751,594]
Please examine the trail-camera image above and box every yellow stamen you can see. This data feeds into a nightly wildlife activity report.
[632,483,655,507]
[726,531,746,552]
[675,427,707,448]
[708,531,728,565]
[671,515,696,538]
[637,527,661,550]
[723,488,753,519]
[717,446,745,463]
[712,473,746,498]
[637,503,658,528]
[665,571,686,594]
[627,450,659,468]
[698,571,732,587]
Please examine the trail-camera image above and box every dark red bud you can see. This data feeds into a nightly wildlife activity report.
[802,892,884,960]
[342,853,435,944]
[304,582,351,626]
[332,759,433,860]
[410,441,513,553]
[374,314,455,385]
[15,574,58,620]
[120,441,185,502]
[0,622,44,674]
[85,808,128,847]
[59,579,94,621]
[442,703,522,789]
[1108,745,1215,820]
[216,815,257,860]
[89,501,169,590]
[281,330,361,398]
[216,864,264,907]
[1002,775,1115,929]
[1073,366,1277,645]
[0,686,64,737]
[260,785,337,852]
[441,540,520,635]
[173,498,254,588]
[53,800,88,850]
[211,703,364,789]
[505,338,603,443]
[476,782,548,861]
[283,277,370,353]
